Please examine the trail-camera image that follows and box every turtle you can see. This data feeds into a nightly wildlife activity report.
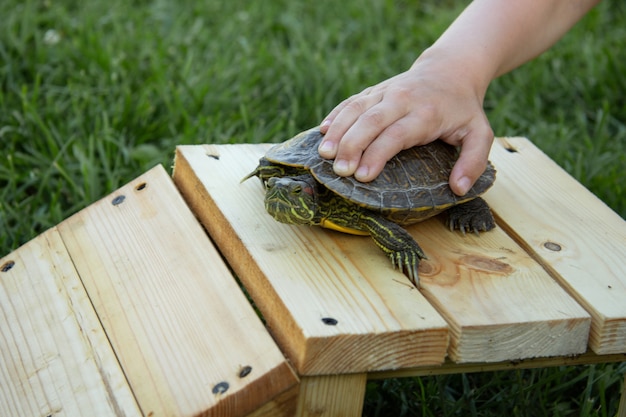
[242,127,496,287]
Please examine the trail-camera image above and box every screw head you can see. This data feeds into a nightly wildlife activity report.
[212,381,229,395]
[1,260,15,272]
[543,241,562,252]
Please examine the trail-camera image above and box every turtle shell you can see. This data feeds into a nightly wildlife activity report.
[265,127,496,224]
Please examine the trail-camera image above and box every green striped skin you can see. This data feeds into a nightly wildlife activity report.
[249,164,426,286]
[243,127,496,287]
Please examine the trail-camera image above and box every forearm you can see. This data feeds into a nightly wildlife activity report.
[417,0,601,95]
[318,0,599,193]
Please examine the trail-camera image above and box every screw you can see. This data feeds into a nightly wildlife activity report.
[212,381,229,394]
[112,195,126,205]
[239,366,252,378]
[321,317,338,326]
[1,261,15,272]
[543,241,562,252]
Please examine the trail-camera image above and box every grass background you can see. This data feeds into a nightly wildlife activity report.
[1,0,624,415]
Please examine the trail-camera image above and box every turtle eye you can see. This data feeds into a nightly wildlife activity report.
[290,184,314,196]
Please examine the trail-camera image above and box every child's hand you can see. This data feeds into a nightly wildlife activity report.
[318,56,493,196]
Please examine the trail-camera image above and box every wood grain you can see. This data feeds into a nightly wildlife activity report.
[0,229,141,417]
[487,137,626,354]
[245,385,299,417]
[174,144,450,375]
[295,374,367,417]
[414,215,590,362]
[56,165,297,417]
[174,142,591,368]
[370,351,626,379]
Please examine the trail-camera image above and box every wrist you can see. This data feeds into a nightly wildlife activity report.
[411,46,493,102]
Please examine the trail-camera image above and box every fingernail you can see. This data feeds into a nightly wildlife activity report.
[456,176,472,196]
[321,119,331,128]
[355,165,369,181]
[334,159,351,176]
[318,140,335,156]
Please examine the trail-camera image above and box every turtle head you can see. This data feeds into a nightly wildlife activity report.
[241,157,285,184]
[264,175,319,226]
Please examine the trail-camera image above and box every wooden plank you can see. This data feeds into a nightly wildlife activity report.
[174,143,590,368]
[0,229,141,417]
[57,165,297,417]
[295,374,367,417]
[370,351,626,379]
[173,145,450,375]
[415,218,590,362]
[245,385,299,417]
[487,137,626,355]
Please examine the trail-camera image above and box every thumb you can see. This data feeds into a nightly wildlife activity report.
[448,129,494,196]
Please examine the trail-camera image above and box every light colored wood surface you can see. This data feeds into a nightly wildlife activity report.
[412,210,590,362]
[487,137,626,355]
[173,142,591,368]
[56,165,297,417]
[2,138,624,416]
[174,144,450,375]
[370,351,626,379]
[245,385,299,417]
[0,229,141,417]
[295,374,367,417]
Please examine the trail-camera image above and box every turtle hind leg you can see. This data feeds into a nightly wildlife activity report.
[446,197,496,235]
[360,214,426,287]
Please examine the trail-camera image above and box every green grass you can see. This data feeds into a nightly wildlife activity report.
[1,0,624,415]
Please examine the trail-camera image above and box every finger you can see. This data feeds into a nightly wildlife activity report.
[318,88,377,158]
[330,95,421,177]
[319,102,346,134]
[448,124,494,196]
[354,118,436,182]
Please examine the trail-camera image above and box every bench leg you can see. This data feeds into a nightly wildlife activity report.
[618,373,626,417]
[295,373,367,417]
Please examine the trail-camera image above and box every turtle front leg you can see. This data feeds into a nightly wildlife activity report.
[360,214,426,287]
[446,197,496,235]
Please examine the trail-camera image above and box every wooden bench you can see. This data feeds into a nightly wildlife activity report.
[1,137,624,416]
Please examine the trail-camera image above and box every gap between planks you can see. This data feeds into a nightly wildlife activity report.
[173,140,594,370]
[487,137,626,355]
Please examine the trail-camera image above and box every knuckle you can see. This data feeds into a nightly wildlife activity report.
[414,102,439,121]
[388,86,413,102]
[384,122,409,141]
[343,96,369,114]
[360,108,386,127]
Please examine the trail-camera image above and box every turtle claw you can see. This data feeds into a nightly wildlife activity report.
[361,215,425,288]
[446,197,496,235]
[389,251,421,288]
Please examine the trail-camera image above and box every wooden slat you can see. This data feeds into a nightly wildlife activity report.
[0,230,141,417]
[413,215,590,362]
[174,143,590,368]
[370,351,626,379]
[295,374,367,417]
[56,165,298,417]
[173,145,450,375]
[245,385,299,417]
[487,137,626,355]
